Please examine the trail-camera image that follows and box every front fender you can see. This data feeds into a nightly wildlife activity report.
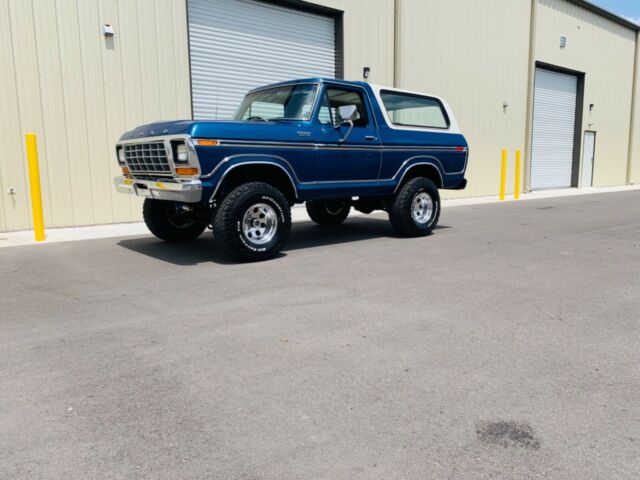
[205,154,300,203]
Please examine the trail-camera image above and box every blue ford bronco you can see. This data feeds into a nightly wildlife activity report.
[115,78,468,261]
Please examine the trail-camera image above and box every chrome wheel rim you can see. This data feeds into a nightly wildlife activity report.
[242,203,278,245]
[411,192,433,224]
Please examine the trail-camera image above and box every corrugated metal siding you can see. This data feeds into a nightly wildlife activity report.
[631,31,640,185]
[310,0,395,86]
[0,0,637,231]
[0,0,393,232]
[530,68,578,190]
[535,0,636,187]
[0,0,191,232]
[188,0,335,120]
[396,0,533,198]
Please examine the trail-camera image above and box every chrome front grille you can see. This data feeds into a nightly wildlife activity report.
[124,142,172,175]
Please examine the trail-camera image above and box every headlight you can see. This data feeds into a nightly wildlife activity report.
[176,143,189,163]
[117,146,125,165]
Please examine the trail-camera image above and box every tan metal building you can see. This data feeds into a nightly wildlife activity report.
[0,0,638,231]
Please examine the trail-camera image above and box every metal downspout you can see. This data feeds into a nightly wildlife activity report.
[523,0,538,192]
[627,31,639,184]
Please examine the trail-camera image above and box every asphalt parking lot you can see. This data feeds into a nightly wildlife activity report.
[1,191,639,479]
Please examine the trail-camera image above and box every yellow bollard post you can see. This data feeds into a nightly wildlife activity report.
[499,149,507,201]
[514,150,521,200]
[25,133,46,241]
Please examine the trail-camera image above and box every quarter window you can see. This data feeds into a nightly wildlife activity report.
[318,88,369,128]
[380,91,450,129]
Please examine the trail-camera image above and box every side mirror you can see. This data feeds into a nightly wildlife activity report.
[337,105,358,125]
[336,105,358,143]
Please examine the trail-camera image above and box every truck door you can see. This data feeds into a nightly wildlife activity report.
[312,85,381,195]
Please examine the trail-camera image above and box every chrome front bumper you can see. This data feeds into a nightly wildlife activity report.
[114,176,202,203]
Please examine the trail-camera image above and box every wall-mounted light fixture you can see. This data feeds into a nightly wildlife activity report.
[363,67,370,80]
[103,23,114,36]
[589,103,595,112]
[560,36,567,48]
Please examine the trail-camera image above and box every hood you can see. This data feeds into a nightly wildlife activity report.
[119,119,307,141]
[119,120,195,140]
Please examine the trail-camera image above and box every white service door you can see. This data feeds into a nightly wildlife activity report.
[581,131,595,187]
[530,68,578,190]
[188,0,336,120]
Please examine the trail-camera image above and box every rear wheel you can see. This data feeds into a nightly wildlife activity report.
[143,199,206,242]
[213,182,291,261]
[388,177,440,237]
[306,199,351,226]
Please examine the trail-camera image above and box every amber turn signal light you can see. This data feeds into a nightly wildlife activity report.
[195,139,219,146]
[175,167,198,176]
[121,166,131,178]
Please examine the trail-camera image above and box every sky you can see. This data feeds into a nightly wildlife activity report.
[590,0,640,24]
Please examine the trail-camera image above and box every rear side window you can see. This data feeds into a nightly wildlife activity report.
[380,91,450,129]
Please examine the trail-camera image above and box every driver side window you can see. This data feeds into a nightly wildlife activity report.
[317,88,369,128]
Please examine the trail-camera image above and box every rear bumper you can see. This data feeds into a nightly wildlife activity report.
[114,176,203,203]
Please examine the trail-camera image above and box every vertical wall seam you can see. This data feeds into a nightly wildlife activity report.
[114,0,135,219]
[0,2,23,230]
[627,31,639,184]
[53,0,77,224]
[29,0,55,224]
[134,0,146,120]
[9,1,34,228]
[74,0,97,224]
[152,2,161,119]
[393,0,399,88]
[95,0,116,222]
[0,2,6,229]
[169,0,178,117]
[523,0,538,192]
[153,0,162,117]
[115,0,127,128]
[185,0,195,119]
[6,0,33,229]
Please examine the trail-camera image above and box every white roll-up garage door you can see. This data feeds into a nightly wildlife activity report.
[188,0,336,120]
[530,68,578,190]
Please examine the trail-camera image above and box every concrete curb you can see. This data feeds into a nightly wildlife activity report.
[1,184,638,248]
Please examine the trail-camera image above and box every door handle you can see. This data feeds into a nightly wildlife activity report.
[364,135,377,141]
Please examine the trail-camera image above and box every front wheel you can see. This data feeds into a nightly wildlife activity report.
[388,177,440,237]
[143,199,206,242]
[306,199,351,226]
[213,182,291,261]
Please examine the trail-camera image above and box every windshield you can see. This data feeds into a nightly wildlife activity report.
[233,84,318,121]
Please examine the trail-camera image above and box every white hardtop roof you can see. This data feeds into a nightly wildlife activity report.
[368,84,446,102]
[367,84,462,134]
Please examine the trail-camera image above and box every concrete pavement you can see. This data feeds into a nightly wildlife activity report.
[1,190,639,479]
